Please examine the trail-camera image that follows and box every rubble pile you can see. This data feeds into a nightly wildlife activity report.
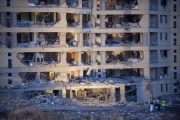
[0,76,144,90]
[30,95,81,107]
[20,80,66,89]
[0,95,84,110]
[106,38,140,47]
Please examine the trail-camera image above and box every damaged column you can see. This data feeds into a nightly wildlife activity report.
[61,88,66,98]
[120,85,126,102]
[78,33,83,47]
[78,51,81,66]
[110,87,115,103]
[80,70,83,79]
[101,33,106,47]
[33,32,37,43]
[101,51,106,65]
[101,15,105,28]
[101,69,106,78]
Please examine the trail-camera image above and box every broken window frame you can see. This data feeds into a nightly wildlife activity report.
[105,0,138,10]
[8,73,12,84]
[66,13,80,28]
[160,50,168,58]
[66,0,79,8]
[105,15,141,28]
[82,0,91,9]
[106,33,141,46]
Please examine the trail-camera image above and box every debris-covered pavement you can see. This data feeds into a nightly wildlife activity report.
[1,94,180,120]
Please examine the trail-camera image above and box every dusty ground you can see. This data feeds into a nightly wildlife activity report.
[1,102,180,120]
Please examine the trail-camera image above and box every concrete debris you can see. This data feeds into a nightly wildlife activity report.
[67,39,79,47]
[0,77,144,90]
[106,37,140,47]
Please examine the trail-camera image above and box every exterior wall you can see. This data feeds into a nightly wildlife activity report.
[0,0,179,103]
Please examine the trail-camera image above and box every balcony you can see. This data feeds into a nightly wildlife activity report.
[106,51,143,65]
[106,68,144,83]
[82,0,91,9]
[16,32,60,48]
[150,50,158,63]
[66,0,78,8]
[17,12,60,27]
[67,52,78,66]
[83,14,92,29]
[150,0,158,10]
[66,13,80,27]
[66,32,79,47]
[105,33,142,47]
[105,0,138,10]
[17,52,60,67]
[150,67,168,81]
[150,15,158,28]
[28,0,60,7]
[105,15,141,29]
[150,32,158,46]
[83,33,91,47]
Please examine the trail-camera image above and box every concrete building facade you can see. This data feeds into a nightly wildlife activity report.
[0,0,179,103]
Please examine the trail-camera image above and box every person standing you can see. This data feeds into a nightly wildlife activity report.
[149,99,154,112]
[162,99,166,112]
[155,99,160,111]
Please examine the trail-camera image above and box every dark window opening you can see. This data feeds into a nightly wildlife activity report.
[165,33,167,40]
[8,59,12,68]
[174,83,177,93]
[160,33,162,40]
[174,55,177,63]
[165,16,167,23]
[7,12,10,16]
[174,50,177,53]
[97,15,100,18]
[7,0,10,7]
[7,32,11,36]
[174,38,176,46]
[160,50,167,58]
[174,16,176,19]
[174,33,176,36]
[161,84,163,92]
[174,72,177,79]
[7,18,11,28]
[163,67,168,74]
[174,89,177,93]
[164,50,167,57]
[161,0,167,6]
[97,51,100,55]
[8,53,11,56]
[8,79,12,84]
[8,73,12,76]
[95,33,101,37]
[7,38,11,48]
[174,4,176,12]
[160,15,162,23]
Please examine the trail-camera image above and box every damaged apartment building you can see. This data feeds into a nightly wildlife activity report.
[0,0,179,103]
